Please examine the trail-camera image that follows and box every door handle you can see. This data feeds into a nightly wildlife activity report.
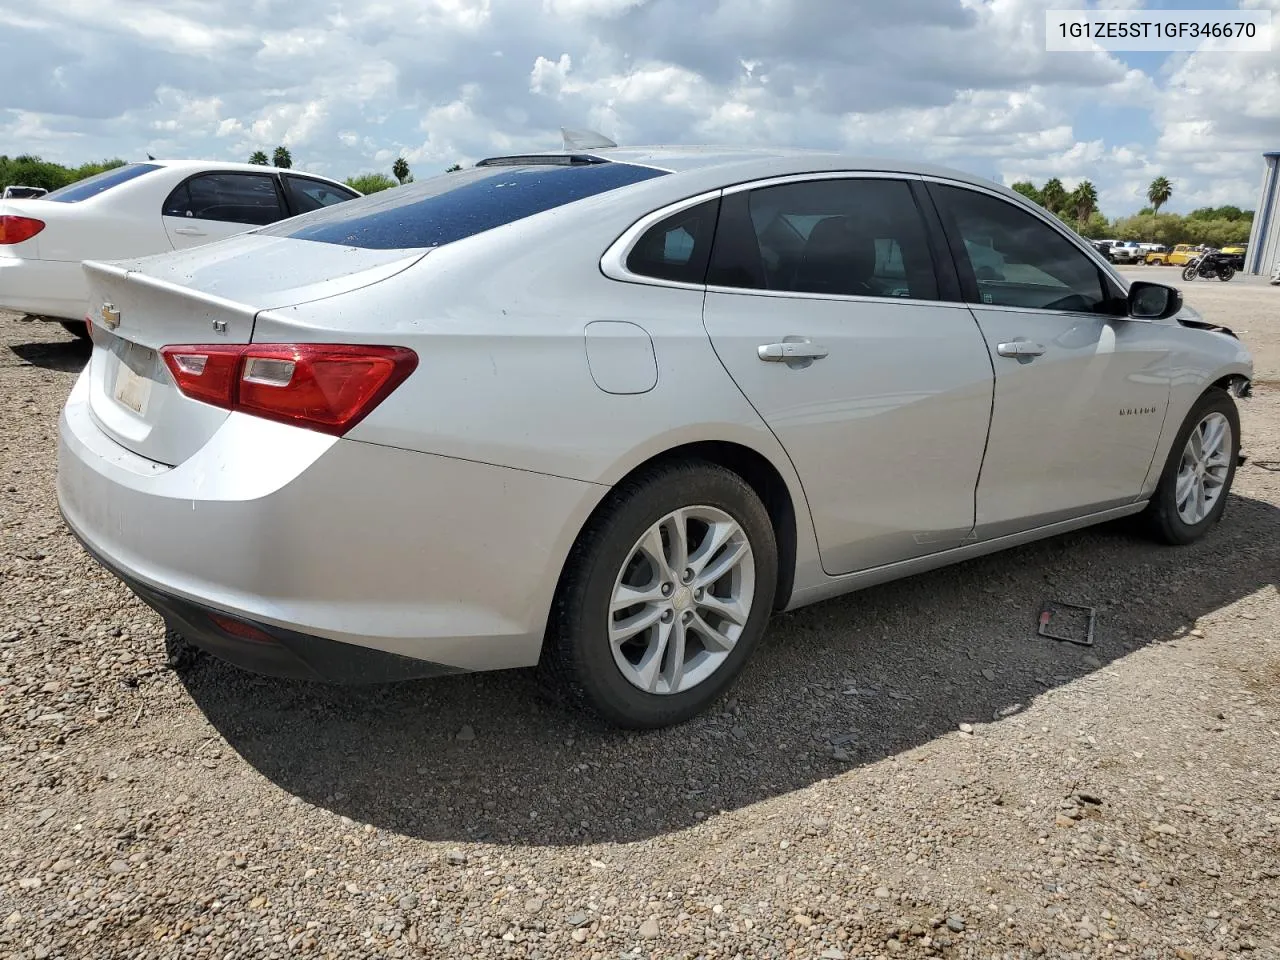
[996,340,1046,358]
[758,340,829,362]
[173,227,206,236]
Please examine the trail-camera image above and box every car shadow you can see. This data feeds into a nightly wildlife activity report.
[174,490,1279,846]
[10,337,91,373]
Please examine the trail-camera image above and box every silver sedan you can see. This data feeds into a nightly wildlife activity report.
[57,146,1254,728]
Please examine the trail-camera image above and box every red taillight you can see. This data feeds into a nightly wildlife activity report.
[160,343,417,436]
[0,215,45,245]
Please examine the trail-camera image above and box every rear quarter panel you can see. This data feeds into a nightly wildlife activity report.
[249,195,825,597]
[32,170,180,263]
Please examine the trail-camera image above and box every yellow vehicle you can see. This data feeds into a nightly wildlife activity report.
[1145,243,1198,266]
[1221,243,1247,256]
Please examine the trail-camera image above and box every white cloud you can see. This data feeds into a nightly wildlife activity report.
[0,0,1275,213]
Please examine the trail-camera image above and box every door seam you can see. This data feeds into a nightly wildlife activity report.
[963,305,998,543]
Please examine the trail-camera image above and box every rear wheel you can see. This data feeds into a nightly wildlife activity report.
[59,320,91,341]
[1143,389,1239,545]
[1218,266,1235,281]
[541,461,777,728]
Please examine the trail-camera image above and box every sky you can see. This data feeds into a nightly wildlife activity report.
[0,0,1277,218]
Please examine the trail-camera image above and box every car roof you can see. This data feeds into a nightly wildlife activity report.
[482,144,1009,193]
[148,158,346,184]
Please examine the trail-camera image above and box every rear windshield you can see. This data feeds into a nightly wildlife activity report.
[43,163,162,203]
[257,161,668,249]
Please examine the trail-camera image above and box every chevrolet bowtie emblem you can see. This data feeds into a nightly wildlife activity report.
[100,302,121,330]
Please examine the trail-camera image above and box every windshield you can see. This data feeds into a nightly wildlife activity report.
[257,161,668,250]
[43,163,162,203]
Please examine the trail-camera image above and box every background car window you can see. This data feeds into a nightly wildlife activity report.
[43,163,161,203]
[706,178,938,300]
[283,176,359,214]
[162,173,286,226]
[932,184,1108,313]
[625,198,720,283]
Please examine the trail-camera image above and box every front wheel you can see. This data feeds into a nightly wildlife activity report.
[541,461,778,728]
[1181,265,1198,281]
[1218,266,1235,281]
[1142,388,1240,545]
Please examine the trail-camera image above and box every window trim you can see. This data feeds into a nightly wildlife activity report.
[160,170,291,226]
[705,172,955,307]
[921,176,1133,319]
[600,189,723,290]
[601,171,964,309]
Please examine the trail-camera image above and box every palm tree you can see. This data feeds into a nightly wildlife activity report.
[392,157,412,184]
[272,146,292,169]
[248,151,268,165]
[1147,176,1172,214]
[1071,180,1099,225]
[1041,178,1067,215]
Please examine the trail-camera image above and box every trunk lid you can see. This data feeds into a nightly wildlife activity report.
[83,233,427,466]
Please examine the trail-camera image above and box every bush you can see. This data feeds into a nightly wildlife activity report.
[0,155,126,193]
[344,173,398,195]
[1110,213,1251,247]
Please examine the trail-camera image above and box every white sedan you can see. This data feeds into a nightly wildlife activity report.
[58,146,1252,729]
[0,159,359,338]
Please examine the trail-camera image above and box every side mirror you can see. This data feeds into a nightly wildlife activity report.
[1127,281,1182,321]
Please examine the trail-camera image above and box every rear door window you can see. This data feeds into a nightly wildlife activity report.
[163,173,287,226]
[283,175,360,214]
[706,178,940,300]
[43,163,162,203]
[257,162,667,250]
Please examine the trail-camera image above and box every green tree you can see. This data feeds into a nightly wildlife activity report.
[1110,211,1252,247]
[0,154,126,192]
[1040,178,1067,216]
[1070,180,1098,225]
[445,163,463,173]
[1188,204,1247,221]
[1010,180,1042,205]
[67,159,125,181]
[1077,211,1110,238]
[272,146,292,169]
[344,172,397,194]
[1147,176,1172,214]
[392,157,412,184]
[248,150,269,165]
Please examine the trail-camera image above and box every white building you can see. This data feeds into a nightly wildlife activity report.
[1244,151,1280,276]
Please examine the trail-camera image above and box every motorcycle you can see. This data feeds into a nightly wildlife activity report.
[1181,250,1235,282]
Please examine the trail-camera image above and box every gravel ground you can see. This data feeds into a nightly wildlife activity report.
[2,275,1278,960]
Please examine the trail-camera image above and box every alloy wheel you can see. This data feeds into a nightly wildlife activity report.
[608,506,756,695]
[1175,412,1232,525]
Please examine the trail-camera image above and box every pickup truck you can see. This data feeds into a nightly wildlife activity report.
[1108,241,1144,264]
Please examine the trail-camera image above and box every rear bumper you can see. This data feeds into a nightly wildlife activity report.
[57,367,606,677]
[66,525,462,682]
[0,257,87,321]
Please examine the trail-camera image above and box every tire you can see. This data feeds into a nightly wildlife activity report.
[1181,265,1197,281]
[540,460,778,729]
[1142,388,1240,545]
[1218,266,1235,282]
[59,320,91,340]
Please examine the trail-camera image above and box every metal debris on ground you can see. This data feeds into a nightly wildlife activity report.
[1037,601,1097,647]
